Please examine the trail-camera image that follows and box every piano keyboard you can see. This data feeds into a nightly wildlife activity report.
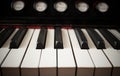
[0,27,120,76]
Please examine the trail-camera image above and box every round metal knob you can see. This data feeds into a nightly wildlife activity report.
[34,1,47,12]
[54,1,68,12]
[76,2,89,12]
[96,2,109,13]
[12,1,25,11]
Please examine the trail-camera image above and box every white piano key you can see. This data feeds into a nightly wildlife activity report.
[62,29,71,48]
[95,29,120,76]
[39,49,56,76]
[108,29,120,40]
[68,29,94,76]
[45,29,54,49]
[82,29,112,76]
[27,29,40,49]
[0,29,18,64]
[21,29,41,76]
[39,29,56,76]
[1,29,34,76]
[0,29,18,76]
[21,50,41,76]
[58,29,76,76]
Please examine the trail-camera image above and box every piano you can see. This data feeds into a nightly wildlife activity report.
[0,0,120,76]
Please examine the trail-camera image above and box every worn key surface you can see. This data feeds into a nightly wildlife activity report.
[86,29,105,49]
[74,28,89,49]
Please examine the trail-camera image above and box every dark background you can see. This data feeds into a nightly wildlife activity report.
[0,0,119,28]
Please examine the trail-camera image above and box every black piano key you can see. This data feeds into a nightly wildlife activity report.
[0,28,15,47]
[99,29,120,49]
[0,28,10,37]
[0,29,6,38]
[0,28,2,32]
[54,27,63,49]
[36,28,47,49]
[86,29,105,49]
[10,28,28,48]
[74,28,89,49]
[117,29,120,33]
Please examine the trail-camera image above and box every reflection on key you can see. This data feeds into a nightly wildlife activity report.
[54,27,63,49]
[36,28,47,49]
[99,29,120,49]
[10,28,28,48]
[74,28,89,49]
[86,29,105,49]
[108,29,120,40]
[0,28,15,48]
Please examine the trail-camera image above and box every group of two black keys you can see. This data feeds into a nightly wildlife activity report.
[0,27,120,49]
